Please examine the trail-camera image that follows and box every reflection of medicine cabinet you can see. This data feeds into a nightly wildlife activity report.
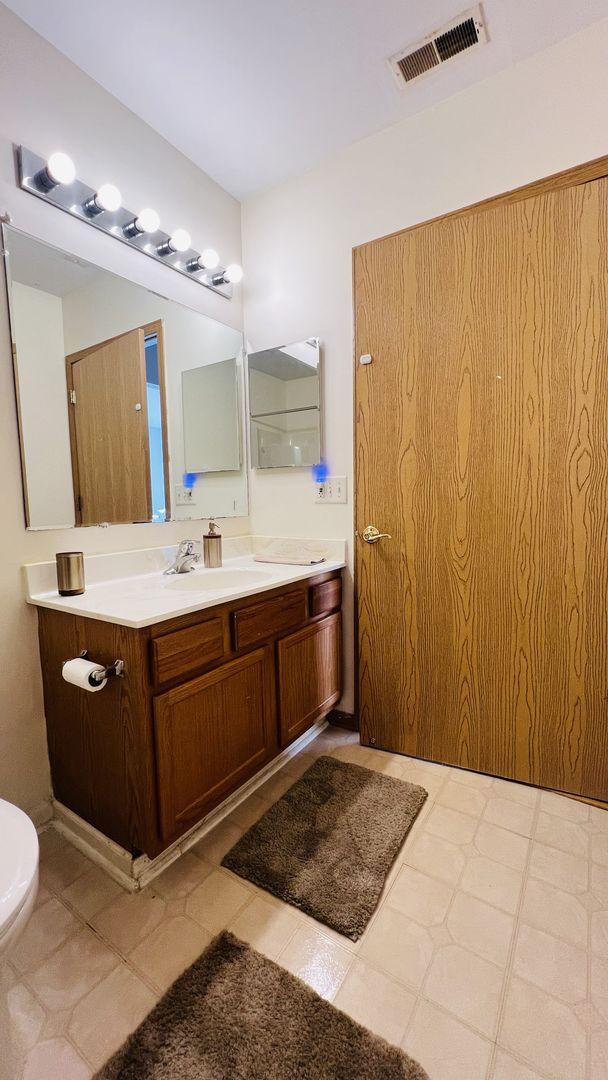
[247,338,321,469]
[182,358,241,473]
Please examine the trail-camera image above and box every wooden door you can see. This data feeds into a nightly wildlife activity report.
[355,166,608,802]
[154,647,277,841]
[277,613,342,747]
[66,328,151,524]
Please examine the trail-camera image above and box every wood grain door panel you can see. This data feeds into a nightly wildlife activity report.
[67,327,151,525]
[277,613,342,747]
[154,647,277,841]
[355,174,608,801]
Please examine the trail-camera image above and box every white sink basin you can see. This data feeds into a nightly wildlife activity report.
[164,567,273,592]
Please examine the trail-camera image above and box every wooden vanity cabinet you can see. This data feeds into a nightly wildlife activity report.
[36,569,342,858]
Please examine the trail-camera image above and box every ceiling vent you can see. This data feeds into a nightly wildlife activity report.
[389,6,488,87]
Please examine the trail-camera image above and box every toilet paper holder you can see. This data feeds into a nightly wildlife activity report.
[76,650,125,685]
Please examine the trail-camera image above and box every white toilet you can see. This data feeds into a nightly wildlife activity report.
[0,799,39,957]
[0,799,39,1080]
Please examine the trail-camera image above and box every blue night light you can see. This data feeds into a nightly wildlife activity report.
[312,459,329,484]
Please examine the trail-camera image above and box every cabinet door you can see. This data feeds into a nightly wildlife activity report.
[277,613,342,747]
[154,647,276,841]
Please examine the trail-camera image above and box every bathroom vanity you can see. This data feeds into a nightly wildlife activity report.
[27,546,344,860]
[8,223,340,873]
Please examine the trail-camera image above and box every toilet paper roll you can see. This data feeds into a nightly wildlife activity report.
[62,657,107,692]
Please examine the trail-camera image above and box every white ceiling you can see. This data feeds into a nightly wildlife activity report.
[4,0,608,198]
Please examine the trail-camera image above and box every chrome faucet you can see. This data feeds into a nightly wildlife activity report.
[163,539,202,575]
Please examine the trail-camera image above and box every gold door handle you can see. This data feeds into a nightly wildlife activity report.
[362,525,392,544]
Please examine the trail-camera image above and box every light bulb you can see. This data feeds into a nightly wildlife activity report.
[95,184,122,212]
[169,228,191,253]
[186,248,221,274]
[224,263,243,284]
[35,151,76,191]
[84,183,122,216]
[200,248,220,270]
[135,208,160,234]
[123,208,160,239]
[47,152,76,185]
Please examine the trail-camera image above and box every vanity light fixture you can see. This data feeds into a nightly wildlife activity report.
[123,207,160,238]
[157,228,191,256]
[34,151,76,191]
[83,183,122,216]
[186,247,220,273]
[17,145,239,299]
[212,263,243,286]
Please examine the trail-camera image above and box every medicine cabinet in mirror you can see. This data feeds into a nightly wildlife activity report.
[3,226,247,528]
[247,338,321,468]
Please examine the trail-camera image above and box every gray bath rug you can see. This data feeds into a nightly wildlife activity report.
[96,931,428,1079]
[222,754,428,940]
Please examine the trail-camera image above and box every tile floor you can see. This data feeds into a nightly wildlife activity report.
[5,724,608,1080]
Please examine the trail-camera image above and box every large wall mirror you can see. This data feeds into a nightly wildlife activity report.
[3,226,248,528]
[248,338,321,468]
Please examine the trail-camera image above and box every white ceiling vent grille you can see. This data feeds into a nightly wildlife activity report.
[389,6,488,88]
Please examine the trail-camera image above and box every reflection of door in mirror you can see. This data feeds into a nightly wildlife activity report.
[65,321,169,525]
[182,359,240,473]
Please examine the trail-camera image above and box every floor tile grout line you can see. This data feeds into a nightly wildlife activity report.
[400,991,495,1067]
[414,801,511,1046]
[493,785,543,1069]
[39,867,177,997]
[64,1031,97,1076]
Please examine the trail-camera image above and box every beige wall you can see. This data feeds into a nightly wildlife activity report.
[10,282,74,527]
[0,4,245,819]
[242,17,608,715]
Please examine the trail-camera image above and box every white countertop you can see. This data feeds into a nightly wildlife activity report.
[24,537,346,629]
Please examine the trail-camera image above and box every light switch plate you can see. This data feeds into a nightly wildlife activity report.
[315,476,347,504]
[175,484,196,506]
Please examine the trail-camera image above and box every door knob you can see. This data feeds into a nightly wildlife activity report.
[362,525,392,544]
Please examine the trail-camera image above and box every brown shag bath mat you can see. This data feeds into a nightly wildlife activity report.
[96,931,428,1079]
[222,755,427,940]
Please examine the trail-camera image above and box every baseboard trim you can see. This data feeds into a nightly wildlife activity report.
[327,709,358,732]
[556,789,608,811]
[30,798,53,829]
[47,718,329,892]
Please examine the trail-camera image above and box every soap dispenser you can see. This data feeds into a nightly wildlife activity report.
[203,519,222,568]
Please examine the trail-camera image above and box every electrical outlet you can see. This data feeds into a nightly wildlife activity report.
[314,476,347,504]
[175,484,196,506]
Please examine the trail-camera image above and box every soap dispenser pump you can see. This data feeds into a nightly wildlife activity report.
[203,519,222,568]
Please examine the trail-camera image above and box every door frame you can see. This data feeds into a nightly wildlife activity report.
[352,151,608,725]
[65,319,170,525]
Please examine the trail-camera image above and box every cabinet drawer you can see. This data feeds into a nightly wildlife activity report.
[310,577,342,617]
[152,617,225,685]
[232,590,307,650]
